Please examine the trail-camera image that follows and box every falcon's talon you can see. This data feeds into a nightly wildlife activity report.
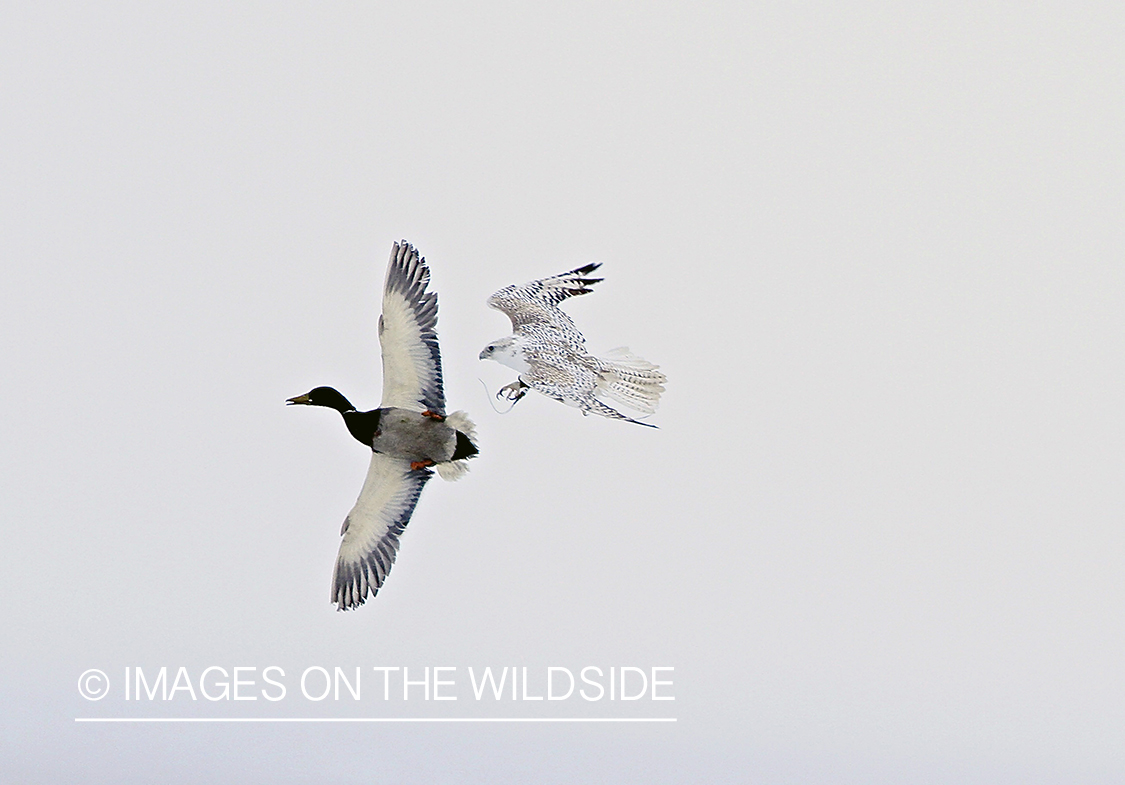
[496,381,528,404]
[410,459,435,471]
[421,410,445,421]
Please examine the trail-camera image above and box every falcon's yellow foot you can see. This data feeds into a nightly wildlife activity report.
[421,410,445,421]
[497,380,529,403]
[410,459,435,471]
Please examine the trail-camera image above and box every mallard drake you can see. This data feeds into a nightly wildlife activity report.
[288,241,477,610]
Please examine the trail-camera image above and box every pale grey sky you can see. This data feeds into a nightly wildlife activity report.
[2,2,1123,782]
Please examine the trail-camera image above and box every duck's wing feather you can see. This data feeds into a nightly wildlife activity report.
[379,241,445,414]
[331,451,432,610]
[486,263,602,353]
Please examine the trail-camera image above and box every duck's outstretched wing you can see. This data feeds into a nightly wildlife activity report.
[331,451,432,610]
[486,263,602,353]
[379,241,445,414]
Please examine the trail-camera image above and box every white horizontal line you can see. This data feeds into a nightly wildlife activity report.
[75,717,676,723]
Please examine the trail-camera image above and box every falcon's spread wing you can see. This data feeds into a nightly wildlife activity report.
[332,452,432,610]
[486,263,602,352]
[379,241,445,414]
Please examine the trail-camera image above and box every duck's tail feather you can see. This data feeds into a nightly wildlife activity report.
[437,410,478,481]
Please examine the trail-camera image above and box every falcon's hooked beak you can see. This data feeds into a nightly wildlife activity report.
[286,394,312,405]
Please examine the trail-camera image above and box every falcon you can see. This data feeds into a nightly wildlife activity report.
[479,263,666,427]
[288,241,477,610]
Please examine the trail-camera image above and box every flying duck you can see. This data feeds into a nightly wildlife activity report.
[288,241,478,610]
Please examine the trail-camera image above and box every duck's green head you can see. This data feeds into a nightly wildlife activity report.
[286,386,356,413]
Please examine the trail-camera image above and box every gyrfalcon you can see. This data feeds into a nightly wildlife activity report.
[479,263,666,427]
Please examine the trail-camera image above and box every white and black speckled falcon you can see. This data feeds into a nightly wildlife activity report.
[288,241,477,610]
[479,263,666,427]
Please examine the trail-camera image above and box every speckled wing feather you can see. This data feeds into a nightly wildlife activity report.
[332,452,432,610]
[379,241,445,414]
[486,263,603,352]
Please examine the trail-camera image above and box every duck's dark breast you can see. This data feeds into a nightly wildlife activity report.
[343,409,382,447]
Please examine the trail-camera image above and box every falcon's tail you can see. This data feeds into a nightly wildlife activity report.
[594,347,666,415]
[436,411,478,481]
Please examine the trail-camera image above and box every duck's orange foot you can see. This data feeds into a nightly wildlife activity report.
[410,459,435,471]
[421,410,445,421]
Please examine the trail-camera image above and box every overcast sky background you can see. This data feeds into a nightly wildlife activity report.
[2,2,1123,782]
